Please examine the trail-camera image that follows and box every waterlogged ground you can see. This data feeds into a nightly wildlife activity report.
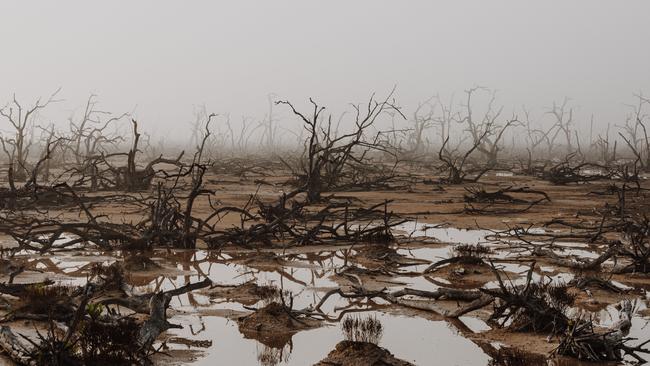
[2,173,650,365]
[4,220,650,366]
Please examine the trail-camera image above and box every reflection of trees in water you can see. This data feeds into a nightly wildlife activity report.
[257,341,292,366]
[10,247,552,365]
[188,315,207,336]
[15,248,514,364]
[16,242,650,365]
[486,347,548,366]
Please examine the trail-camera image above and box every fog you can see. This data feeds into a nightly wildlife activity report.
[1,1,649,142]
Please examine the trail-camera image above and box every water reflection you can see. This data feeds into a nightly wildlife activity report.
[4,229,648,365]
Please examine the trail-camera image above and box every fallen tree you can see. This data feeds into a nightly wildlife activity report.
[0,263,212,365]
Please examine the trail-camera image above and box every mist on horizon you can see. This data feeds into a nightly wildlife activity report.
[0,1,649,144]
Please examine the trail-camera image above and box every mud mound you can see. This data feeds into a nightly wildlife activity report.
[237,302,320,348]
[315,341,414,366]
[205,282,279,306]
[353,244,429,269]
[123,254,161,271]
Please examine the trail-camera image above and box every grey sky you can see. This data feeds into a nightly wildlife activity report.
[1,1,649,141]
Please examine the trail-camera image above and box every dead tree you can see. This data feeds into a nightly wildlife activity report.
[543,153,610,185]
[139,166,211,250]
[225,115,259,154]
[481,263,573,334]
[189,104,210,152]
[432,94,457,153]
[554,300,650,362]
[26,136,66,188]
[0,138,18,193]
[260,93,280,151]
[118,120,166,190]
[0,134,69,210]
[520,107,555,174]
[75,120,184,191]
[405,98,436,154]
[35,125,58,183]
[437,127,491,184]
[0,265,212,365]
[613,215,650,273]
[189,105,227,158]
[0,88,61,181]
[277,89,405,203]
[457,87,519,167]
[463,185,550,204]
[594,123,617,165]
[64,94,127,166]
[136,134,213,250]
[548,98,575,155]
[618,93,649,169]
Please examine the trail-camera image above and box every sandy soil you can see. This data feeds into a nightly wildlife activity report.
[0,167,648,365]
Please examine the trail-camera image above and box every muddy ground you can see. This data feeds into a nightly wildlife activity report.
[0,169,649,365]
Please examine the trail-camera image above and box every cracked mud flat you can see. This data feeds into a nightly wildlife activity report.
[1,174,649,365]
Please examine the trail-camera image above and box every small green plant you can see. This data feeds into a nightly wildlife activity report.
[85,303,104,319]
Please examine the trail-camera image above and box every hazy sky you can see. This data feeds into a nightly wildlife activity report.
[1,1,649,141]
